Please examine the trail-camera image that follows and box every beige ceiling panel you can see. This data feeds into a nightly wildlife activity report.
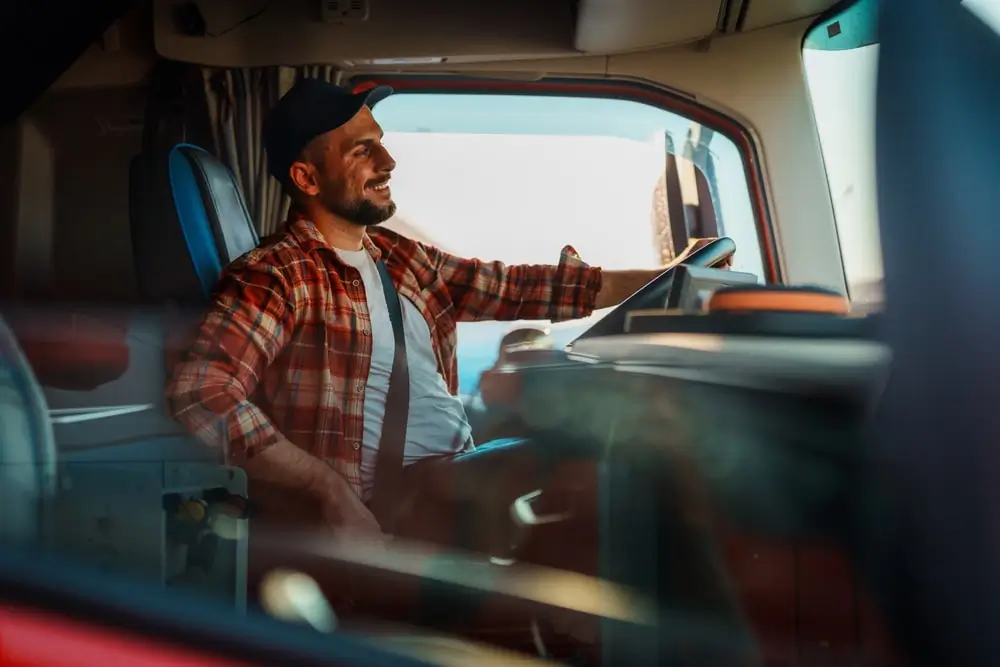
[575,0,723,53]
[154,0,578,68]
[740,0,838,31]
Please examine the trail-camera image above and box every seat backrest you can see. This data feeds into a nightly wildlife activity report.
[130,144,259,305]
[0,314,56,546]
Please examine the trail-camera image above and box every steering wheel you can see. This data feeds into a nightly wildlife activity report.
[573,236,737,341]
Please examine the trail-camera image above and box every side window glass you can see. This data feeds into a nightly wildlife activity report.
[803,14,883,308]
[803,0,1000,311]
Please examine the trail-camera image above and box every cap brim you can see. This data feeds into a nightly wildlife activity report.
[358,84,394,108]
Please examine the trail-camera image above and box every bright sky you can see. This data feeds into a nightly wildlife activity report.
[383,132,663,269]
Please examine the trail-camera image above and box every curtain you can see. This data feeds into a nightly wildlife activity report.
[201,65,341,236]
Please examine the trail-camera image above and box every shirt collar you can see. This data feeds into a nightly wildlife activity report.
[286,214,384,262]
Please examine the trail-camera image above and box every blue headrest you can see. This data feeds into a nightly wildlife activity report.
[130,144,259,305]
[0,314,56,545]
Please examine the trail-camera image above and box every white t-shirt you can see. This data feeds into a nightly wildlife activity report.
[336,248,473,501]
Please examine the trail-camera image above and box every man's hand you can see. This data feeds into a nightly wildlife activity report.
[672,237,734,269]
[318,481,387,543]
[244,439,388,542]
[594,237,734,308]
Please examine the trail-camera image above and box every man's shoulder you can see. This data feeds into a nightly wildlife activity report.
[226,228,313,278]
[368,226,417,251]
[368,227,437,270]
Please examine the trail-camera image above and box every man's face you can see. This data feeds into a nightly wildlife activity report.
[290,106,397,226]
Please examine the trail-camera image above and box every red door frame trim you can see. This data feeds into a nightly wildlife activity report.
[0,605,252,667]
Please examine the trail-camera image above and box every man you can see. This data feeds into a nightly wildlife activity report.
[166,78,718,544]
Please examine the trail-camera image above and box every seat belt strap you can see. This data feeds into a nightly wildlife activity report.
[368,258,410,532]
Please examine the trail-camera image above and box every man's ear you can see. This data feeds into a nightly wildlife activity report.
[288,161,320,197]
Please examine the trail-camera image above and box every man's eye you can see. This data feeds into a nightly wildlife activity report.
[356,146,371,157]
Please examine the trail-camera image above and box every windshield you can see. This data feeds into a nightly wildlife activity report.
[370,92,766,394]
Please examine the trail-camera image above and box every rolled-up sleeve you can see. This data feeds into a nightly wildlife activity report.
[423,244,603,322]
[165,260,294,465]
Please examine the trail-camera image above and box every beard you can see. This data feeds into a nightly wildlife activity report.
[320,183,396,227]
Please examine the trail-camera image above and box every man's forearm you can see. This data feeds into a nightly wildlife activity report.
[595,270,662,309]
[242,438,347,501]
[595,238,733,309]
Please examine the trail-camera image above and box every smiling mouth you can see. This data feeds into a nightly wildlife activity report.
[367,180,391,194]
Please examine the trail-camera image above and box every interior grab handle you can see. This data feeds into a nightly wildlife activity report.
[511,489,574,527]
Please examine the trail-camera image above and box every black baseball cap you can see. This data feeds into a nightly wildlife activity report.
[263,78,393,182]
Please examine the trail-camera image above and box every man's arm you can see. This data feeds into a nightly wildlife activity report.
[595,237,734,308]
[240,439,376,533]
[421,237,730,320]
[167,260,293,462]
[593,270,662,309]
[165,261,353,514]
[420,244,603,322]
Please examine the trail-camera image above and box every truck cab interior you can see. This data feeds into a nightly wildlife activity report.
[2,0,999,666]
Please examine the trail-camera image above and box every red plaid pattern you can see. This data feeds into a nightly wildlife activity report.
[166,218,602,496]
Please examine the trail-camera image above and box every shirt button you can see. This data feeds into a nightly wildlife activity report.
[352,279,360,287]
[353,442,361,450]
[356,383,364,392]
[362,328,370,336]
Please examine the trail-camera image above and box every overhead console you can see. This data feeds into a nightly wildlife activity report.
[153,0,577,68]
[155,0,844,68]
[573,0,723,53]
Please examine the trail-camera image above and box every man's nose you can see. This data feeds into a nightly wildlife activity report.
[375,145,396,172]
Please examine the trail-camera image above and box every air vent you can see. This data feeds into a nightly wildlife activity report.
[320,0,369,22]
[717,0,751,34]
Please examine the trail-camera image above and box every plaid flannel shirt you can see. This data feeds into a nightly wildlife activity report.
[166,218,603,497]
